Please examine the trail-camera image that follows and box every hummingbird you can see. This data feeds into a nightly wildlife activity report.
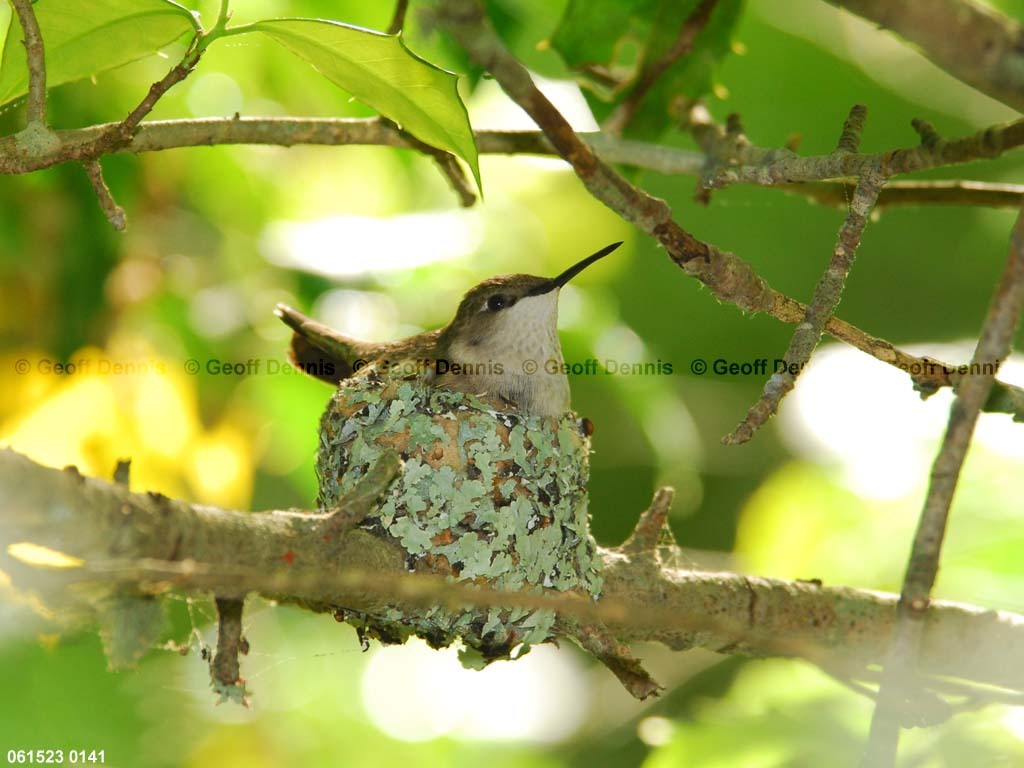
[275,242,622,417]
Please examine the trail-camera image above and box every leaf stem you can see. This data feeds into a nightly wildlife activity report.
[216,24,259,39]
[388,0,411,35]
[214,0,232,33]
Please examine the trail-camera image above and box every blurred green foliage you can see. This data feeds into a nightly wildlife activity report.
[552,0,743,137]
[1,0,1024,766]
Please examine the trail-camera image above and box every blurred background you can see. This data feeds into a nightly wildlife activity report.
[2,0,1024,765]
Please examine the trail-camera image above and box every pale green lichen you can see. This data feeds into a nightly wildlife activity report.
[98,595,165,671]
[14,121,61,157]
[317,372,602,664]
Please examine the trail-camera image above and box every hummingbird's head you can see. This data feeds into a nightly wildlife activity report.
[445,242,622,356]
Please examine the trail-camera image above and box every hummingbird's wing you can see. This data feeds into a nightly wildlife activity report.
[275,304,384,385]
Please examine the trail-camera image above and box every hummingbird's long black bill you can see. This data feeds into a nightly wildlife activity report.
[526,241,622,297]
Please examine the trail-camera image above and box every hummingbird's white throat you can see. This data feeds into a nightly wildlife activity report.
[447,290,570,416]
[480,290,563,367]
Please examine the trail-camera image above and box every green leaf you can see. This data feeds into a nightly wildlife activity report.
[551,0,744,139]
[0,0,197,108]
[247,18,480,192]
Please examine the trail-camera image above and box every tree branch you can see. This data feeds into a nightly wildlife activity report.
[697,110,1024,190]
[2,118,1023,209]
[10,0,47,126]
[863,203,1024,765]
[85,32,207,159]
[4,447,1024,699]
[725,106,885,445]
[377,117,476,206]
[82,159,126,231]
[791,179,1024,210]
[826,0,1024,114]
[211,596,248,704]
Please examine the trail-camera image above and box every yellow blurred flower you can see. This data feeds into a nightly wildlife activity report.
[0,346,252,509]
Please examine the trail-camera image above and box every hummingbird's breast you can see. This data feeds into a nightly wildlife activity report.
[443,292,571,417]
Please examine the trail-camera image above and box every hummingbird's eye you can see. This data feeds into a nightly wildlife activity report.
[486,294,511,312]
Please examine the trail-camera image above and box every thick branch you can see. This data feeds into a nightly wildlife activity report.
[827,0,1024,114]
[3,448,1024,696]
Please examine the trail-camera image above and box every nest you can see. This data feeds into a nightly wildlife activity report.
[316,372,602,665]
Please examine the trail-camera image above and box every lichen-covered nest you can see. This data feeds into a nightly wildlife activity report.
[316,372,602,665]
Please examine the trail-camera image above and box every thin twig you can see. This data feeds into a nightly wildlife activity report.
[322,451,402,536]
[604,0,720,135]
[725,166,885,444]
[911,118,942,150]
[724,106,882,445]
[836,103,868,154]
[863,206,1024,767]
[792,179,1024,209]
[82,160,126,231]
[112,459,131,487]
[10,0,47,125]
[622,487,676,554]
[214,0,231,30]
[211,596,249,705]
[388,0,411,34]
[703,116,1024,190]
[377,117,476,205]
[87,33,207,157]
[430,151,477,206]
[87,3,224,159]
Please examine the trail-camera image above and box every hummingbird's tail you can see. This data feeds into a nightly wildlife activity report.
[275,304,369,385]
